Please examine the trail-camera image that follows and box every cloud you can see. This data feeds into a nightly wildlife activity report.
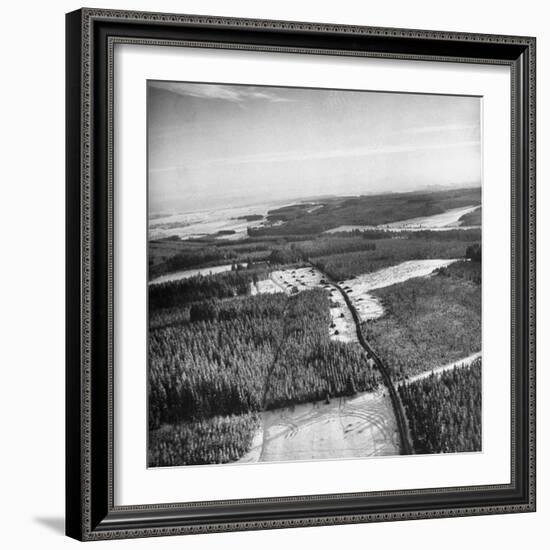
[214,140,481,165]
[149,140,480,173]
[400,123,479,135]
[148,81,293,104]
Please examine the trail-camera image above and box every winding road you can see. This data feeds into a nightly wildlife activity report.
[325,277,413,455]
[239,264,412,463]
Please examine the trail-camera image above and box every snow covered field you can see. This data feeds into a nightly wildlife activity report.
[238,388,400,463]
[149,199,308,241]
[250,278,284,295]
[341,259,459,321]
[325,205,480,234]
[149,205,267,241]
[150,202,479,241]
[150,263,246,285]
[252,260,459,338]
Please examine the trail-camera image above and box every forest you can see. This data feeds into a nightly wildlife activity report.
[398,359,482,454]
[149,267,267,309]
[248,187,481,237]
[149,289,379,465]
[149,413,260,467]
[149,187,481,281]
[150,227,480,283]
[435,258,481,284]
[363,260,481,380]
[458,206,482,226]
[311,232,480,280]
[148,187,482,466]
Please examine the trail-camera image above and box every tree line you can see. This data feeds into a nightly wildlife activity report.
[149,268,267,310]
[312,238,479,280]
[149,413,259,467]
[398,359,482,454]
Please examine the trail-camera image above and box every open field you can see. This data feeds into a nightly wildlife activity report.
[250,277,284,295]
[312,236,476,280]
[149,200,292,241]
[150,263,247,285]
[239,388,399,463]
[384,205,479,229]
[325,204,480,233]
[272,266,324,292]
[341,259,458,321]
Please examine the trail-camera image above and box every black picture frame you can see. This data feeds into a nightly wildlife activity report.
[66,8,536,541]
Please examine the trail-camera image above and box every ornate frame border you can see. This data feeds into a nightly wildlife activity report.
[66,8,536,541]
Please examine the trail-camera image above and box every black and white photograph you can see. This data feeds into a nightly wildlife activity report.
[58,4,537,543]
[1,0,542,545]
[147,81,483,468]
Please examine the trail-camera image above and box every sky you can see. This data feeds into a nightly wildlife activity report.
[148,81,481,215]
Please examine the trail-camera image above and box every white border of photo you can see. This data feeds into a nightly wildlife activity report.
[114,44,511,506]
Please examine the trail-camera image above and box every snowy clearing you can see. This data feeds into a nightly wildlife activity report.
[237,388,399,463]
[401,352,482,386]
[341,259,459,321]
[252,260,459,337]
[325,205,480,234]
[150,263,246,285]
